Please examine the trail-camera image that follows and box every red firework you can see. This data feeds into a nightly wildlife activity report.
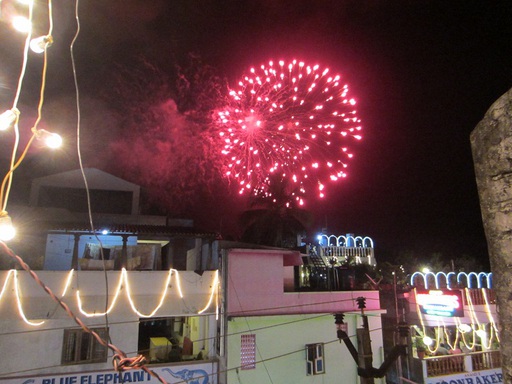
[214,59,362,204]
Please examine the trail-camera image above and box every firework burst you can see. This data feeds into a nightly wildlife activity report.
[214,59,362,204]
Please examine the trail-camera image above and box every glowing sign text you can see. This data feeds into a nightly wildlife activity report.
[416,290,464,317]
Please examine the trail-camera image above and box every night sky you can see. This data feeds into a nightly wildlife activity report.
[1,0,512,266]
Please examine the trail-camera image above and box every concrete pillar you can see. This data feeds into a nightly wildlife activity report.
[71,233,81,269]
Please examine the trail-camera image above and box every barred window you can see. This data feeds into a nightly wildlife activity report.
[306,343,325,375]
[62,328,108,364]
[240,334,256,370]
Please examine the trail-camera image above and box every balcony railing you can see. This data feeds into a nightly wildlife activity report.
[421,350,501,378]
[465,288,496,305]
[319,246,375,265]
[425,354,465,377]
[471,350,502,371]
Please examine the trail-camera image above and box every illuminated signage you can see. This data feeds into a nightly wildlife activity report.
[416,289,464,317]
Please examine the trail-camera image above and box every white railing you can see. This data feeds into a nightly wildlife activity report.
[318,245,375,266]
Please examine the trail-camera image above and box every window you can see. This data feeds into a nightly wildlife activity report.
[306,343,325,375]
[62,328,108,364]
[138,317,208,363]
[240,334,256,370]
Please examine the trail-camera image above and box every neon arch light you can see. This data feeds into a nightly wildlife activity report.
[457,272,493,289]
[410,271,493,289]
[410,271,455,289]
[317,234,373,248]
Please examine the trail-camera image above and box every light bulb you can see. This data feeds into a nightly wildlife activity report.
[0,215,16,241]
[30,35,53,53]
[458,324,471,333]
[12,16,32,33]
[0,109,19,131]
[476,329,487,338]
[423,336,433,346]
[35,129,62,148]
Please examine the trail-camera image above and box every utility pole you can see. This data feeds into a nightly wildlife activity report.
[393,271,403,381]
[356,297,375,384]
[334,298,409,382]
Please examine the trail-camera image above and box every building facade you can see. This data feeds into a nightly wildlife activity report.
[383,271,502,384]
[0,169,387,384]
[0,169,220,384]
[219,243,386,384]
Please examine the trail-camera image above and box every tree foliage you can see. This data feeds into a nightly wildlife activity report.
[239,174,313,247]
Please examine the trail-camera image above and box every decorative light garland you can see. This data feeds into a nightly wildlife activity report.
[0,270,45,325]
[413,288,440,354]
[441,320,459,351]
[454,317,476,351]
[198,271,219,316]
[414,287,499,353]
[482,288,500,342]
[0,268,219,326]
[1,0,62,241]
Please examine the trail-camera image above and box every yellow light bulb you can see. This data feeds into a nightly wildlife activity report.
[30,35,53,53]
[476,329,487,338]
[35,129,62,149]
[0,215,15,241]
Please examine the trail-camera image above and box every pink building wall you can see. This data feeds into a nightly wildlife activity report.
[225,248,381,316]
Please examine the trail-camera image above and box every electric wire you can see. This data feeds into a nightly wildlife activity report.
[0,277,493,381]
[69,1,125,380]
[1,15,51,213]
[0,2,496,383]
[0,260,496,333]
[225,295,380,315]
[228,269,273,383]
[0,307,399,341]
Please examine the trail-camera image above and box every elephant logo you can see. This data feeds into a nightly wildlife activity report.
[162,368,209,384]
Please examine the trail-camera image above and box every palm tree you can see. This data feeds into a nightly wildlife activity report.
[239,175,313,248]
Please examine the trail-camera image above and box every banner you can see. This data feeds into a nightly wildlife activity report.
[425,368,502,384]
[0,363,217,384]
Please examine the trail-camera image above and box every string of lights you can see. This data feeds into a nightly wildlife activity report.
[0,0,62,242]
[0,2,170,381]
[0,265,219,325]
[0,240,168,383]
